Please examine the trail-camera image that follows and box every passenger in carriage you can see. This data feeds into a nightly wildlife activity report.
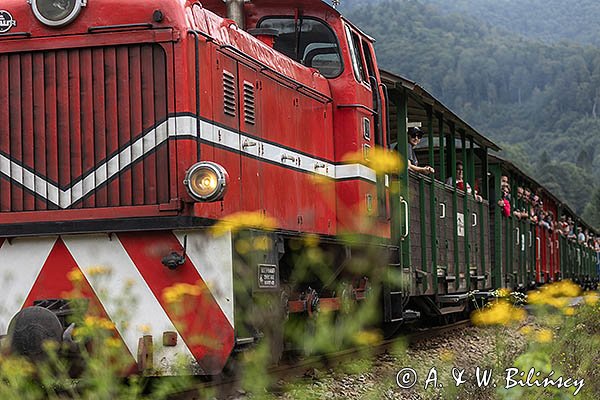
[497,182,511,217]
[559,215,570,236]
[407,127,435,175]
[568,219,577,241]
[445,161,483,201]
[513,186,529,220]
[525,187,532,198]
[587,233,595,249]
[577,227,586,244]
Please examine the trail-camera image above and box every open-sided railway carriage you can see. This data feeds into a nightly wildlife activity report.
[487,155,598,290]
[0,0,597,376]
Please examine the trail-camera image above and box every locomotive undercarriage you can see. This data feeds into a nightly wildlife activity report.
[230,229,487,365]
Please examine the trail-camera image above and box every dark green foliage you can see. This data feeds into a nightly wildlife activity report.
[335,0,600,216]
[424,0,600,46]
[582,186,600,230]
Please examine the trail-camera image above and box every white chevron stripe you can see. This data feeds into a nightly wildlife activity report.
[0,237,58,333]
[174,230,234,327]
[0,116,377,209]
[62,234,197,370]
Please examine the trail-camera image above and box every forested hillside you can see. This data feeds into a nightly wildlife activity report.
[330,0,600,226]
[424,0,600,46]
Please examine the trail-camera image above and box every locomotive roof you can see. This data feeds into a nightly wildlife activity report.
[380,70,501,152]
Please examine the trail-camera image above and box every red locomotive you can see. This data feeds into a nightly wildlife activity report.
[0,0,597,376]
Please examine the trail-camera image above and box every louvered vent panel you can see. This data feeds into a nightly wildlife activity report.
[243,81,256,125]
[223,70,236,117]
[0,44,169,212]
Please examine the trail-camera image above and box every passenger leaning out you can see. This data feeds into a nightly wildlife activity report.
[497,182,511,217]
[446,161,483,201]
[407,127,435,175]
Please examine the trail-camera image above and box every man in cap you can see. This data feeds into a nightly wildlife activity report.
[407,127,435,175]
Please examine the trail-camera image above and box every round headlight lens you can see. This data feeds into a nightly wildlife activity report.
[31,0,86,27]
[184,162,229,202]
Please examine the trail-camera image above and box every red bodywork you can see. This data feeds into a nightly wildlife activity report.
[0,0,390,373]
[535,194,560,283]
[0,0,389,238]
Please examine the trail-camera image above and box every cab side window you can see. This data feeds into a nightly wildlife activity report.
[362,40,377,81]
[344,25,367,84]
[258,17,343,78]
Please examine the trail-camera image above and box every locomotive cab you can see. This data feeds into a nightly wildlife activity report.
[204,0,392,235]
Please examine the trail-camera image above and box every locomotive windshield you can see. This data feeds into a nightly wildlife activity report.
[257,17,343,78]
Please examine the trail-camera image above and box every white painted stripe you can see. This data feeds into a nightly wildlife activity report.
[336,163,377,182]
[0,237,58,334]
[174,230,234,328]
[0,116,377,208]
[62,234,196,367]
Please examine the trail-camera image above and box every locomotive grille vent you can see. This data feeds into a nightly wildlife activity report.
[243,81,256,125]
[223,70,236,117]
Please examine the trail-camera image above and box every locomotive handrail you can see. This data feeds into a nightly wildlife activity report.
[440,203,446,219]
[313,162,327,171]
[189,31,202,160]
[242,138,258,149]
[400,196,409,239]
[188,29,214,42]
[529,231,533,248]
[380,83,392,148]
[516,227,520,245]
[88,23,153,33]
[472,213,477,227]
[337,104,377,115]
[218,44,333,104]
[0,32,31,39]
[369,76,383,147]
[537,237,541,255]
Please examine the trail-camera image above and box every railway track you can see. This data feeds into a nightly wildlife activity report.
[173,319,472,399]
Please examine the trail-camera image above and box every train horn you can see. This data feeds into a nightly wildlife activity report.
[226,0,246,29]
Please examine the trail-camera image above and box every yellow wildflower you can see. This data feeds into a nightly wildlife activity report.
[563,307,576,316]
[471,301,526,326]
[86,266,111,277]
[535,329,553,343]
[162,282,204,304]
[104,337,122,349]
[342,147,403,174]
[519,325,533,335]
[304,234,320,248]
[527,280,581,308]
[83,316,116,331]
[252,236,272,251]
[497,288,511,298]
[138,324,151,334]
[234,239,251,255]
[0,357,35,378]
[67,269,84,283]
[353,330,383,346]
[584,292,599,306]
[211,211,278,236]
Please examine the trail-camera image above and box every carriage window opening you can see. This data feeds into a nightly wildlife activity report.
[345,25,366,83]
[258,17,342,78]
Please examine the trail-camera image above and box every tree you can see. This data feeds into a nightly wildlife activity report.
[582,186,600,230]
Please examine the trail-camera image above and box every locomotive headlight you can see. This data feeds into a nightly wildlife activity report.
[184,162,229,202]
[30,0,87,27]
